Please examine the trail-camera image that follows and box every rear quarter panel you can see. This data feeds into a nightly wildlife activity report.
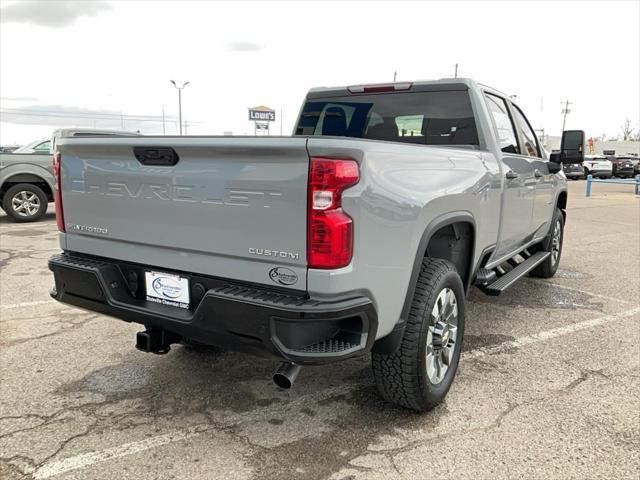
[306,138,502,338]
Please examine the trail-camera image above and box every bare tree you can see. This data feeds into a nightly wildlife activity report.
[620,118,635,141]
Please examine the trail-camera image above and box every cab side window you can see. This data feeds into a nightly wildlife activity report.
[512,106,541,158]
[33,141,51,153]
[484,93,519,154]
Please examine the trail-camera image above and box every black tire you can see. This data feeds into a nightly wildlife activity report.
[530,208,564,278]
[2,183,48,222]
[372,258,465,412]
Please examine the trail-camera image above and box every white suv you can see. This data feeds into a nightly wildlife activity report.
[583,155,613,179]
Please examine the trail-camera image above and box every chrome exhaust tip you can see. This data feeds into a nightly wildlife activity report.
[272,362,301,389]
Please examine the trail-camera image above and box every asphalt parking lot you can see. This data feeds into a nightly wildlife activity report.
[1,180,638,480]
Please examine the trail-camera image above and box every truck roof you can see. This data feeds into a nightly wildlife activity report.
[305,78,517,105]
[306,78,482,98]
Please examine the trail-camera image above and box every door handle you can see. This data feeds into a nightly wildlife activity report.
[505,170,519,179]
[534,169,543,178]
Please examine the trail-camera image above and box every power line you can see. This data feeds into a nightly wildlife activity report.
[0,108,181,123]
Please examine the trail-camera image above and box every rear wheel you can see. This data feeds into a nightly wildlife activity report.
[530,208,564,278]
[2,183,48,222]
[372,258,465,412]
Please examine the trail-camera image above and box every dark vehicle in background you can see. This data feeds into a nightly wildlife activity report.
[562,161,584,180]
[609,155,634,178]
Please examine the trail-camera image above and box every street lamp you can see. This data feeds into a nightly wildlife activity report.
[170,80,190,135]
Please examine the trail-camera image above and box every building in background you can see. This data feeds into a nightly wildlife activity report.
[542,136,639,156]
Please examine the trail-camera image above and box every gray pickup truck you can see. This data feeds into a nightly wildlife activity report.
[0,129,138,222]
[48,79,584,411]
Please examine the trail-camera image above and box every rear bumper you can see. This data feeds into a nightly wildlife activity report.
[613,168,634,177]
[564,171,584,178]
[588,170,612,177]
[48,253,377,365]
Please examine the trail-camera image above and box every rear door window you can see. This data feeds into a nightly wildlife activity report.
[484,93,519,154]
[512,106,541,158]
[295,90,479,147]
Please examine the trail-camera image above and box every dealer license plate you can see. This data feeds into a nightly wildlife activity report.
[145,271,190,309]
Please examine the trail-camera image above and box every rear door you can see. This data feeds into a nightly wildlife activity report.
[510,104,554,239]
[58,136,310,290]
[483,93,535,258]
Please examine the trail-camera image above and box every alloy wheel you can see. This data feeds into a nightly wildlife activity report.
[11,190,41,217]
[425,287,459,385]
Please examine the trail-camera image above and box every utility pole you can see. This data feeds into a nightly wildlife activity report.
[280,108,283,135]
[170,80,190,135]
[454,63,458,78]
[393,71,397,82]
[561,99,572,132]
[161,105,166,135]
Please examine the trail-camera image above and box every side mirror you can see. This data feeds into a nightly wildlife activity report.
[547,161,562,174]
[559,130,585,164]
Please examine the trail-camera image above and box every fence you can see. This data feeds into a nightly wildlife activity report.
[585,174,640,197]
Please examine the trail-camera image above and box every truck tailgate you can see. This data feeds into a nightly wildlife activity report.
[57,137,309,290]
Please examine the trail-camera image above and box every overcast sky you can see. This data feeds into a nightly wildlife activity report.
[1,0,639,144]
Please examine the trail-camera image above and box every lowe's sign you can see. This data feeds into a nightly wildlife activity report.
[249,107,275,122]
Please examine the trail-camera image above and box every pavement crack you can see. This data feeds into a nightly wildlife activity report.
[32,422,97,470]
[2,314,100,348]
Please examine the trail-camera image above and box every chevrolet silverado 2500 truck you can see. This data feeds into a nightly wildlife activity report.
[48,79,583,411]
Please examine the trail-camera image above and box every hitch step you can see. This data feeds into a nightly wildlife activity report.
[482,251,550,296]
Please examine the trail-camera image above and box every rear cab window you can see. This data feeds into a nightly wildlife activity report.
[33,141,51,153]
[295,90,480,147]
[483,93,519,154]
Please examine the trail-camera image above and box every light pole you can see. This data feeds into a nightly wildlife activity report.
[170,80,190,135]
[561,99,572,132]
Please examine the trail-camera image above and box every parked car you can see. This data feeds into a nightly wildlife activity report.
[633,157,640,176]
[12,138,53,154]
[611,156,636,178]
[562,161,584,180]
[49,78,575,412]
[0,129,138,222]
[582,155,612,179]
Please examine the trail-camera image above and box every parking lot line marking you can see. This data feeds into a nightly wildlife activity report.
[28,305,640,479]
[32,425,208,479]
[0,300,54,309]
[463,306,640,360]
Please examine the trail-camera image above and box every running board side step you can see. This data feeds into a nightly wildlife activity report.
[482,251,550,296]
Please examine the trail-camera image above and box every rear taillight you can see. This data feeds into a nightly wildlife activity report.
[307,157,359,269]
[52,152,65,232]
